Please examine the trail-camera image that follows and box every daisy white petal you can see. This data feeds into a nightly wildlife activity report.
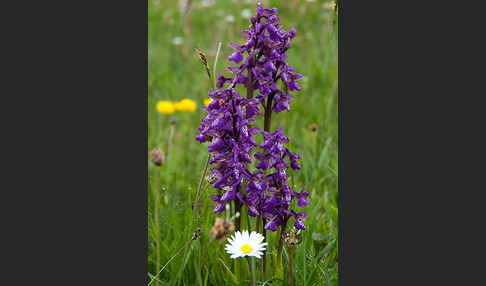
[224,229,268,259]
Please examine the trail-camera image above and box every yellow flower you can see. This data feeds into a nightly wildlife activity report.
[204,98,213,107]
[174,98,197,112]
[156,101,175,114]
[331,2,338,11]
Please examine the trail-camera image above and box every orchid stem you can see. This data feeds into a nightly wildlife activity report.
[275,220,288,280]
[262,76,275,279]
[235,198,241,231]
[289,247,295,286]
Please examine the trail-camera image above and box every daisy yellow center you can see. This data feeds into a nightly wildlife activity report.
[240,243,253,254]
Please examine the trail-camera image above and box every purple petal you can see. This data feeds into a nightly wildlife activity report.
[292,73,304,81]
[288,28,297,38]
[228,51,243,63]
[264,219,277,231]
[294,219,306,230]
[214,204,226,213]
[228,42,241,50]
[264,61,277,73]
[298,197,309,207]
[288,81,301,91]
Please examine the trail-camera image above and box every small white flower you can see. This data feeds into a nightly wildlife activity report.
[172,37,183,45]
[225,230,267,259]
[225,15,235,23]
[201,0,215,8]
[241,9,252,19]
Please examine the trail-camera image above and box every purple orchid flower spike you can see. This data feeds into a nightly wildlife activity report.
[195,3,307,230]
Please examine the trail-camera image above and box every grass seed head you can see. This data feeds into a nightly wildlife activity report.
[150,149,165,166]
[308,123,318,132]
[209,217,235,242]
[195,48,211,80]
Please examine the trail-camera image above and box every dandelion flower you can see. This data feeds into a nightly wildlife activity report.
[174,98,196,112]
[156,101,175,114]
[225,230,267,259]
[204,98,213,107]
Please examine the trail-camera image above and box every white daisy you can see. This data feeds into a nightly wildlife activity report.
[225,230,267,259]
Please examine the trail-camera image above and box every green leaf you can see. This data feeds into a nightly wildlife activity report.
[306,240,336,285]
[217,258,239,285]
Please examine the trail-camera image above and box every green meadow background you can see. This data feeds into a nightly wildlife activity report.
[148,0,338,285]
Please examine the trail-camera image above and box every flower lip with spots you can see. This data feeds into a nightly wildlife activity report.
[225,230,267,259]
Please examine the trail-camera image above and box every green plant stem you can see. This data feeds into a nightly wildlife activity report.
[263,93,274,132]
[255,216,262,281]
[247,54,255,99]
[246,207,251,232]
[235,193,242,231]
[277,220,288,258]
[230,200,233,218]
[193,154,210,227]
[246,257,255,286]
[262,218,267,280]
[213,42,222,90]
[235,257,241,283]
[166,122,175,162]
[148,239,193,285]
[262,78,275,277]
[251,257,256,286]
[275,228,284,279]
[275,220,288,280]
[288,248,295,286]
[154,166,161,278]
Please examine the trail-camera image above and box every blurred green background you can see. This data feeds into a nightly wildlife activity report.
[148,0,338,285]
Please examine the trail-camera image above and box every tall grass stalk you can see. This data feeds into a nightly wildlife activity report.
[154,165,161,279]
[148,229,200,285]
[213,42,222,89]
[166,120,175,162]
[192,45,218,228]
[148,240,192,286]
